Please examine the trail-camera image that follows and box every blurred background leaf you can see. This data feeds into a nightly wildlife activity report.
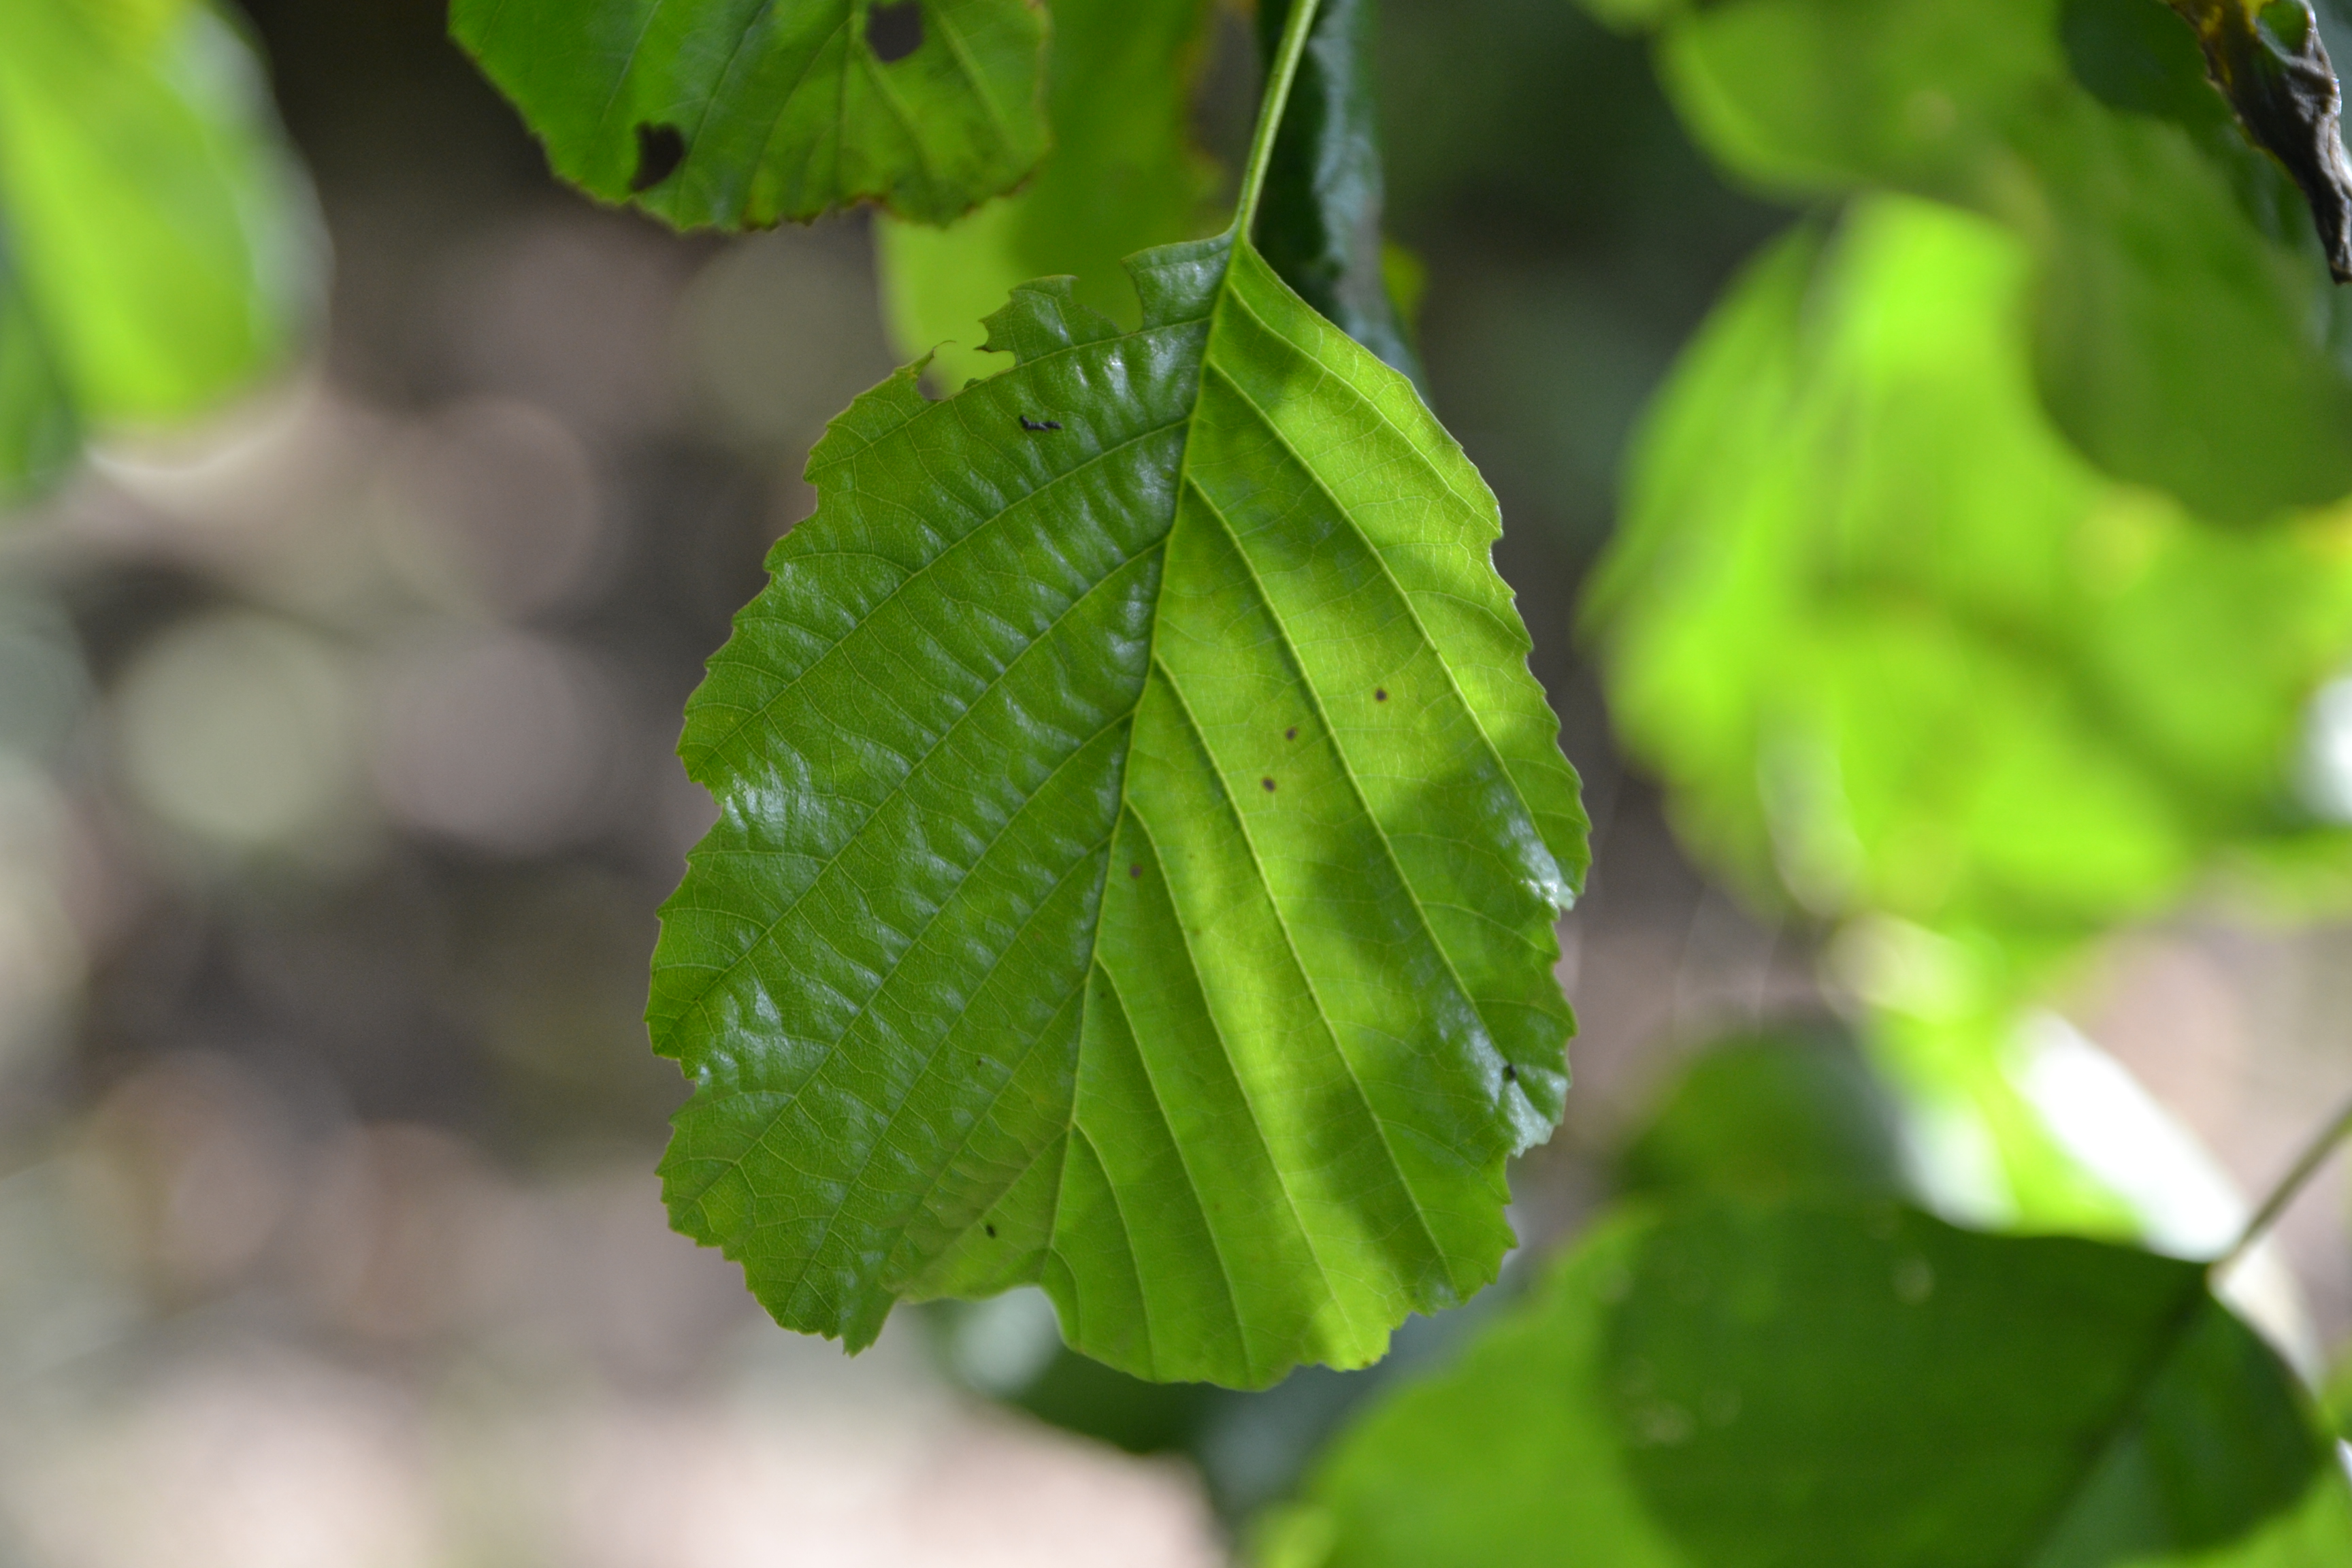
[451,0,1052,230]
[1599,0,2352,523]
[0,0,319,501]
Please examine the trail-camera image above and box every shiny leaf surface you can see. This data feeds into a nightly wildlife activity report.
[451,0,1050,229]
[650,233,1586,1388]
[1277,1200,2352,1567]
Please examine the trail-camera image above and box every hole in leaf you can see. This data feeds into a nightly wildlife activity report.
[630,123,687,193]
[867,1,922,62]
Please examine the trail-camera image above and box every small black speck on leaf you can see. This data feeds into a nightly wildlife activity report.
[984,1223,998,1238]
[630,123,687,193]
[1129,864,1141,878]
[1284,726,1297,740]
[1262,777,1277,791]
[1503,1064,1518,1082]
[1018,415,1063,432]
[866,1,923,62]
[1375,687,1388,702]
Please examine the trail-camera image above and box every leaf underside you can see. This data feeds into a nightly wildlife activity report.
[1291,1200,2352,1567]
[650,235,1586,1389]
[451,0,1050,229]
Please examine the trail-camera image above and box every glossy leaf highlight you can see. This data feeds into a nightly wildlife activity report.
[451,0,1050,229]
[651,235,1586,1388]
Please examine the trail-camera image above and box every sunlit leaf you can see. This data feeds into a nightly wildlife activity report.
[1614,0,2352,521]
[0,0,316,488]
[451,0,1050,229]
[874,0,1218,388]
[650,234,1586,1388]
[1587,195,2352,953]
[1277,1200,2352,1567]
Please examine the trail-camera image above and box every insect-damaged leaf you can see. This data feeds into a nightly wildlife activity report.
[650,235,1586,1389]
[2164,0,2352,277]
[1274,1200,2352,1568]
[450,0,1050,230]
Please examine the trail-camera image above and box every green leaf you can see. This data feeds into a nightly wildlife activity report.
[1614,1027,1912,1205]
[1587,195,2352,953]
[1255,0,1426,388]
[1282,1200,2352,1567]
[450,0,1050,230]
[874,0,1218,389]
[0,0,316,458]
[0,244,78,506]
[1633,0,2352,521]
[649,232,1586,1388]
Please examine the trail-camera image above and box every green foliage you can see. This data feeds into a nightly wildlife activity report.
[1614,1027,1912,1204]
[1588,195,2352,960]
[0,0,316,502]
[874,0,1218,388]
[1271,1198,2352,1567]
[1605,0,2352,522]
[451,0,1051,229]
[1254,0,1425,387]
[649,227,1585,1387]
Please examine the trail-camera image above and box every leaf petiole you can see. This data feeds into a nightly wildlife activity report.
[1229,0,1324,240]
[2211,1086,2352,1278]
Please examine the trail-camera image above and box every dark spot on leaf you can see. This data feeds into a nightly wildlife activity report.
[1503,1064,1518,1082]
[867,1,922,63]
[984,1223,998,1238]
[630,123,687,193]
[1262,777,1277,791]
[1018,415,1063,431]
[1129,864,1141,878]
[1285,726,1298,740]
[1375,687,1388,702]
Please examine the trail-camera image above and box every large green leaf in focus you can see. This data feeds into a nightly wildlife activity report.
[1624,0,2352,522]
[1269,1200,2352,1567]
[1255,0,1425,387]
[875,0,1217,389]
[451,0,1049,229]
[650,235,1586,1388]
[0,0,315,468]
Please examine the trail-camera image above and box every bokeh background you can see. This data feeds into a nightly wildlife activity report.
[4,1,2351,1563]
